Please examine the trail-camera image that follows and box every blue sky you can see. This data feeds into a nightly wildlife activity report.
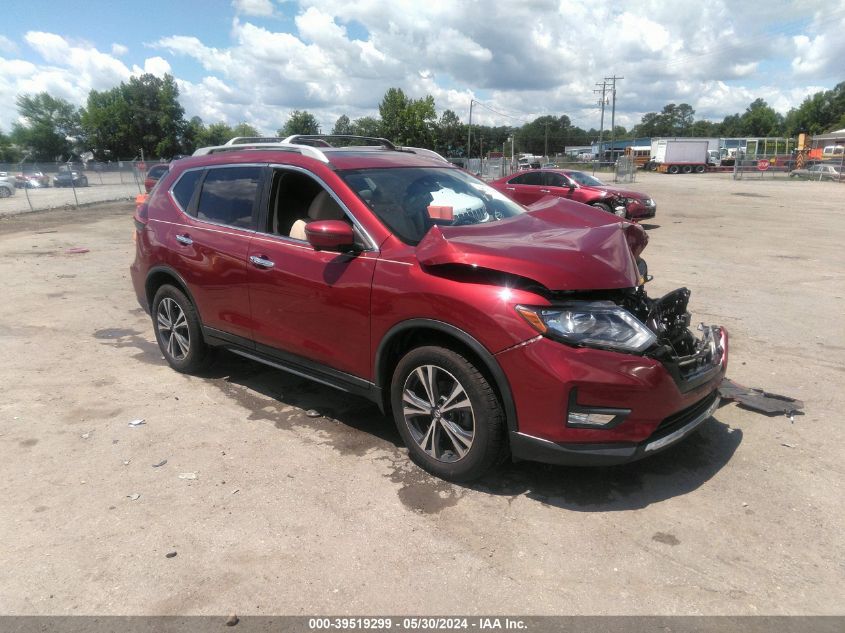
[1,0,843,135]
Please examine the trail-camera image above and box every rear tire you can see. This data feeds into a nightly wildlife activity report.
[695,165,706,173]
[0,186,10,198]
[152,284,212,374]
[682,165,693,174]
[390,346,505,482]
[668,165,680,174]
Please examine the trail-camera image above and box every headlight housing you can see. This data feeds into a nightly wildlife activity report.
[516,302,657,353]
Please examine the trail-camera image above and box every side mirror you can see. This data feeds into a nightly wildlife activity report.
[305,220,357,252]
[568,182,576,190]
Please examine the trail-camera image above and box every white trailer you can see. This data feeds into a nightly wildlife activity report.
[652,139,710,174]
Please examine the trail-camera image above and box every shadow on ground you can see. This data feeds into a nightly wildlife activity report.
[202,351,742,513]
[108,324,743,514]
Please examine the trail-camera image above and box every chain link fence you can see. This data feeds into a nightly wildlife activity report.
[732,151,843,182]
[0,160,161,216]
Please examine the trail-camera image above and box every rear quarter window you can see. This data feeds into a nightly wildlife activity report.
[171,169,202,212]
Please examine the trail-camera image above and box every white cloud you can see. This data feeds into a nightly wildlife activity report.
[1,1,843,136]
[143,56,171,77]
[232,0,274,17]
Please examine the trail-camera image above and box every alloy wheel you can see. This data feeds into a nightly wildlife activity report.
[156,297,190,360]
[402,364,475,463]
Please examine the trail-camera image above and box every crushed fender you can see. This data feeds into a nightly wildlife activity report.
[718,378,804,417]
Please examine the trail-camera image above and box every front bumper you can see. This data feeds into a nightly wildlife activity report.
[627,199,656,220]
[509,391,720,466]
[496,327,727,465]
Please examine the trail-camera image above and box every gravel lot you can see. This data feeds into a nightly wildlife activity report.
[0,173,842,616]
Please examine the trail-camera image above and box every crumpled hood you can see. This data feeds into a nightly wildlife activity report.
[596,186,649,200]
[416,197,646,291]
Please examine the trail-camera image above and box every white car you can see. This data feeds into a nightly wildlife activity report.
[0,173,17,198]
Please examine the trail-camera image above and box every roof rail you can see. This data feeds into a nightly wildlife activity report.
[282,134,397,150]
[192,142,329,163]
[193,134,405,162]
[225,136,284,145]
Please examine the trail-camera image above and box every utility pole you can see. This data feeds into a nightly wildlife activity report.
[544,123,549,160]
[594,81,608,170]
[605,75,623,162]
[467,99,474,165]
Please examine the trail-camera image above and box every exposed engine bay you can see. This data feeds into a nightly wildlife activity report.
[621,286,725,389]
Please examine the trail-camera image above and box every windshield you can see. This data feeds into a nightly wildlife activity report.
[340,167,526,244]
[567,170,605,187]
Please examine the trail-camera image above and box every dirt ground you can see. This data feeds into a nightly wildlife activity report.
[0,172,842,616]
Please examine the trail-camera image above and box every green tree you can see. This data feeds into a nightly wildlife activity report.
[632,103,696,138]
[82,73,185,159]
[11,93,81,160]
[784,82,845,135]
[434,109,464,156]
[197,122,235,147]
[739,99,783,136]
[278,110,320,136]
[720,113,743,137]
[331,115,353,135]
[180,116,205,154]
[351,116,382,137]
[378,88,436,146]
[0,128,21,162]
[232,122,260,137]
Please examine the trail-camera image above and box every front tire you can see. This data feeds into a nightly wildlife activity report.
[152,284,211,373]
[390,346,505,482]
[592,202,613,214]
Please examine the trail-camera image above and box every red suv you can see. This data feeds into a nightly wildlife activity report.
[490,168,656,220]
[130,136,727,481]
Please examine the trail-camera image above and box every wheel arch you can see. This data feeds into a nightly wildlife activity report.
[144,266,203,325]
[374,319,518,434]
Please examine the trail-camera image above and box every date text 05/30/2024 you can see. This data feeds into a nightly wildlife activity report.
[308,618,527,630]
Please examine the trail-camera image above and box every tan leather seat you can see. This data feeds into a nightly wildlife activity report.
[289,190,344,240]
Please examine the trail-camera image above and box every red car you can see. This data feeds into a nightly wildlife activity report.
[144,163,170,193]
[490,168,656,220]
[130,136,726,482]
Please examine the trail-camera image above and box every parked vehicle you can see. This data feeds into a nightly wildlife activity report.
[789,164,843,181]
[15,169,50,188]
[489,168,656,220]
[625,146,651,168]
[53,164,88,188]
[648,139,710,174]
[0,173,16,198]
[131,135,727,482]
[144,163,170,193]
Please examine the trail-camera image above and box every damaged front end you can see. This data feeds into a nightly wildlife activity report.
[619,286,727,392]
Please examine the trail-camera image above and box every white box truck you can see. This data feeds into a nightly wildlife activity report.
[652,139,710,174]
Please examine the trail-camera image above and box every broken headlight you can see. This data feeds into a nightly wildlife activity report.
[516,302,657,353]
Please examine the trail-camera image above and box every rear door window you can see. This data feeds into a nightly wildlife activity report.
[514,171,542,185]
[196,166,262,228]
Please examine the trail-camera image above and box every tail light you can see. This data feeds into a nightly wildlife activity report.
[134,193,149,232]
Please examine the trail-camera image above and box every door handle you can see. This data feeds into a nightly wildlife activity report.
[506,187,515,191]
[540,189,550,193]
[175,234,193,245]
[250,255,275,269]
